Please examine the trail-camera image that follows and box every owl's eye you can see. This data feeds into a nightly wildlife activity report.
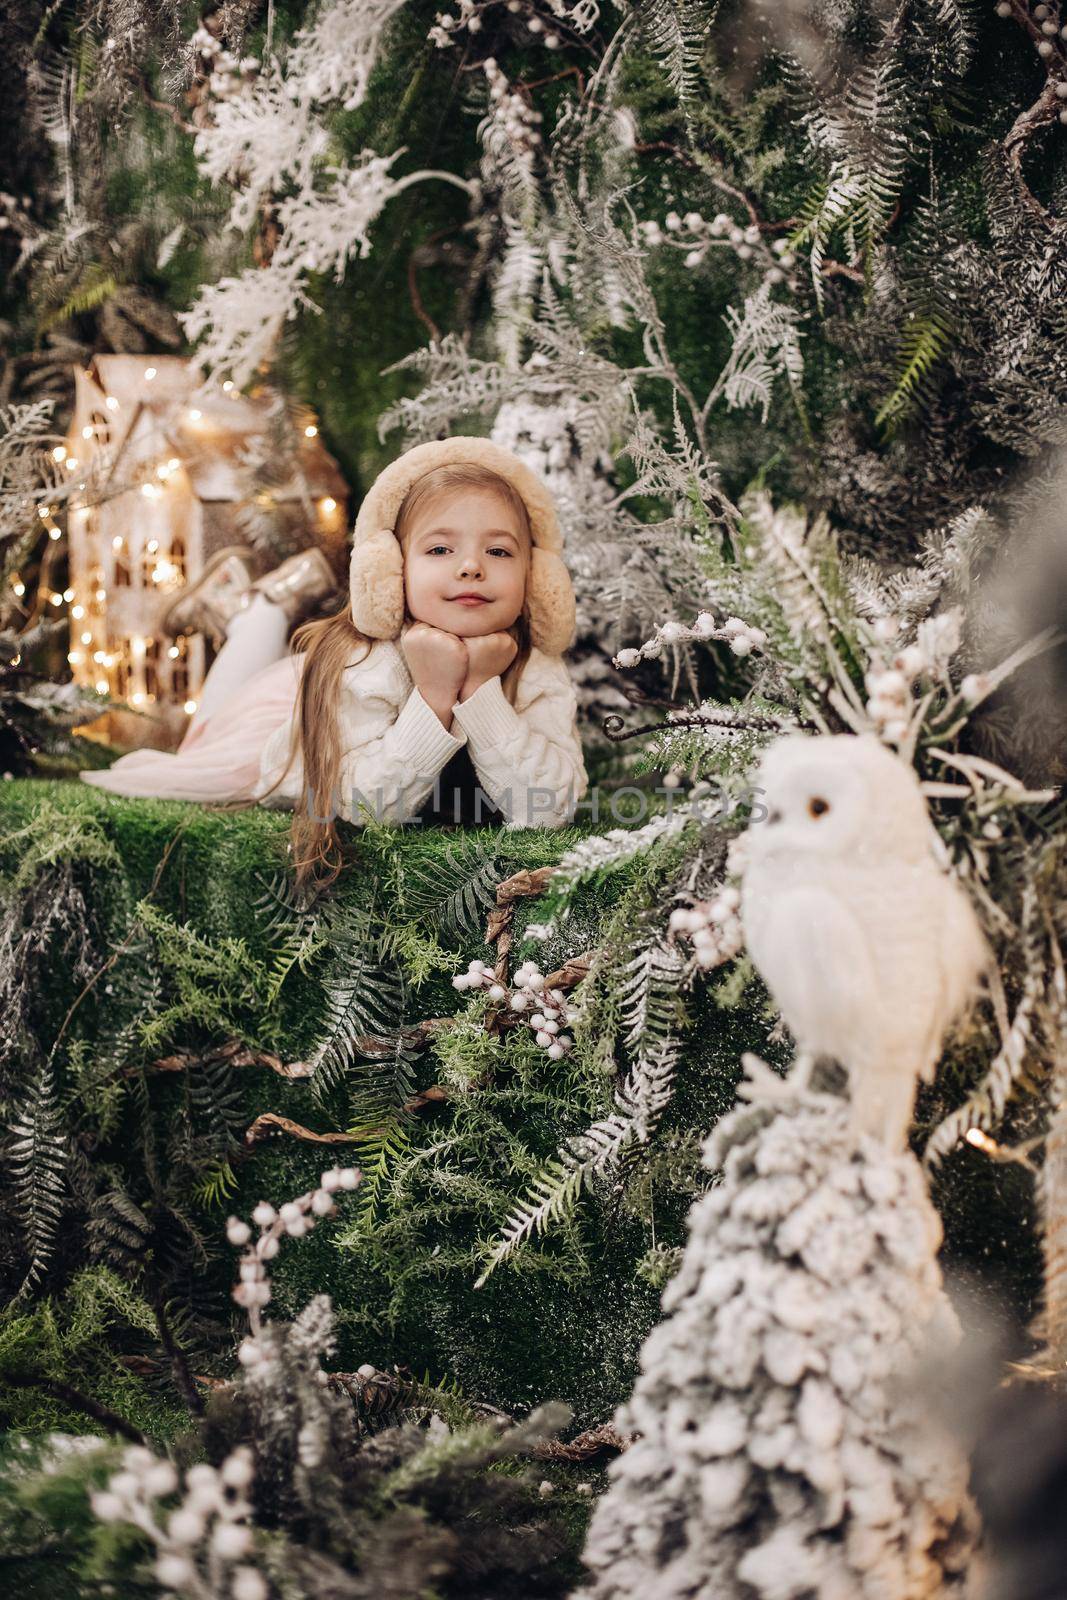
[808,796,831,819]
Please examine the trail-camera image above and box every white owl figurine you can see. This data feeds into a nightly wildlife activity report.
[740,732,990,1150]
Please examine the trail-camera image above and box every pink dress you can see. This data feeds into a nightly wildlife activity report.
[79,652,303,803]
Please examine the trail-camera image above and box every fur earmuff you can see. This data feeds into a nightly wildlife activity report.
[349,436,576,655]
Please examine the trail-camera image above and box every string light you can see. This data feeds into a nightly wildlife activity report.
[50,592,63,606]
[319,497,337,514]
[304,424,318,438]
[184,700,197,714]
[38,505,51,520]
[93,650,106,663]
[188,407,202,421]
[95,587,107,601]
[144,367,157,380]
[81,632,93,645]
[167,644,181,659]
[147,539,159,554]
[105,395,119,411]
[72,605,85,619]
[52,445,67,463]
[48,525,61,540]
[64,458,78,472]
[132,637,146,657]
[95,678,108,693]
[68,650,82,664]
[131,691,145,704]
[81,425,94,440]
[63,587,74,602]
[11,579,24,597]
[141,482,162,499]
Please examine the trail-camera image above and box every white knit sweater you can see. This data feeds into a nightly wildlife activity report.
[251,637,589,830]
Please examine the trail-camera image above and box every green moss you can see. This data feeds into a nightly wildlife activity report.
[0,778,1044,1441]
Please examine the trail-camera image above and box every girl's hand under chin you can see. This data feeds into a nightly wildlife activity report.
[458,630,518,701]
[400,621,468,726]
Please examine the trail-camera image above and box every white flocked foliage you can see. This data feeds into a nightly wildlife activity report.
[576,1087,981,1600]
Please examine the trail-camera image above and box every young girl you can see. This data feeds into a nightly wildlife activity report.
[80,437,588,886]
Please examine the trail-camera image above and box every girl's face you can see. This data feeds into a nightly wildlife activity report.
[402,487,528,637]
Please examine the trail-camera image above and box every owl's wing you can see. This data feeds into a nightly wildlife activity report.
[750,884,881,1061]
[923,873,990,1083]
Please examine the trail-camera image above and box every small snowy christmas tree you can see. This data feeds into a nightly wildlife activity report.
[576,1077,981,1600]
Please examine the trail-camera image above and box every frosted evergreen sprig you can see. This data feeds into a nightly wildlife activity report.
[91,1444,266,1600]
[453,956,577,1060]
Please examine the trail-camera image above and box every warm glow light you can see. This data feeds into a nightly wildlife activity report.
[81,425,94,440]
[168,457,180,471]
[144,367,157,380]
[95,587,106,601]
[304,424,318,438]
[49,526,61,540]
[113,536,123,549]
[81,631,93,644]
[12,581,24,597]
[52,445,67,463]
[222,380,234,392]
[132,636,146,657]
[320,497,337,515]
[72,605,85,619]
[151,561,178,584]
[188,407,202,421]
[147,539,159,553]
[105,395,119,410]
[67,651,82,664]
[167,645,180,658]
[141,482,162,499]
[64,458,78,472]
[93,650,105,664]
[131,691,145,704]
[95,678,108,692]
[50,592,63,606]
[184,700,197,714]
[38,506,51,520]
[63,587,74,602]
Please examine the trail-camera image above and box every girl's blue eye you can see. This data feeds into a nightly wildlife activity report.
[427,545,513,557]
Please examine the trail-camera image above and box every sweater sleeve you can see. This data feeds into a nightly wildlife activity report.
[450,653,588,829]
[254,670,469,826]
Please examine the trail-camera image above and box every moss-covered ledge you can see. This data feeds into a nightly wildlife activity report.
[0,778,728,1433]
[0,780,1042,1442]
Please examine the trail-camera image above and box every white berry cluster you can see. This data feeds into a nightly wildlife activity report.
[228,1167,360,1363]
[479,56,544,158]
[996,0,1067,87]
[190,24,259,100]
[91,1443,266,1600]
[638,210,797,283]
[433,1,595,50]
[668,884,745,969]
[453,956,576,1059]
[862,610,972,743]
[614,611,767,670]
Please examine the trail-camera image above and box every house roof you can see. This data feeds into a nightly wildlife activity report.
[74,354,349,505]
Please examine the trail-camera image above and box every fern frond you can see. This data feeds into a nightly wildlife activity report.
[874,309,955,434]
[399,836,504,943]
[475,1037,683,1284]
[8,1060,67,1295]
[636,0,718,121]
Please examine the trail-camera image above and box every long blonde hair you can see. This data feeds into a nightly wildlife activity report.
[257,461,534,891]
